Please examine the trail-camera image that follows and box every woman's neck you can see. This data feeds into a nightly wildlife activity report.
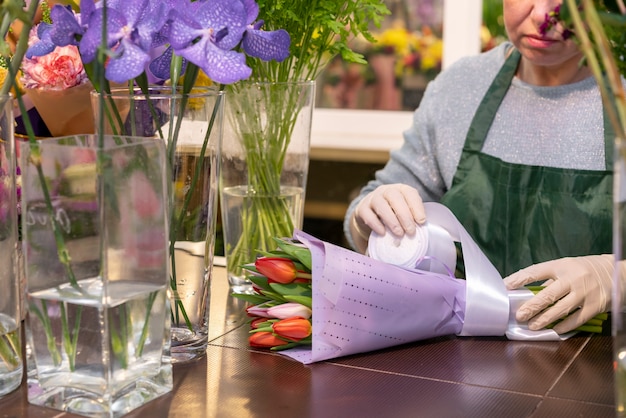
[516,56,592,86]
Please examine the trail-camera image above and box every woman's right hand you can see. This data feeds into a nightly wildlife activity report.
[351,184,426,252]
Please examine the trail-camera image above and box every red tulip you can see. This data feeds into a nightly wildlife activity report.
[255,257,312,284]
[249,331,289,348]
[250,317,270,329]
[272,317,312,341]
[255,257,297,284]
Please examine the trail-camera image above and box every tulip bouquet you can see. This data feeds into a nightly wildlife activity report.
[235,203,608,364]
[236,237,314,350]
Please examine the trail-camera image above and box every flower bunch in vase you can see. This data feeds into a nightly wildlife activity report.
[220,0,391,291]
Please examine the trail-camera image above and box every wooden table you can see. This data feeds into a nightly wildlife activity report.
[1,266,615,418]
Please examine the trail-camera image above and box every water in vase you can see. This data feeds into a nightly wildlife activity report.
[0,314,22,397]
[170,243,211,362]
[221,185,304,293]
[26,278,172,418]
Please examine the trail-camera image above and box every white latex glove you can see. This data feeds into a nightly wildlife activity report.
[354,184,426,239]
[503,255,615,334]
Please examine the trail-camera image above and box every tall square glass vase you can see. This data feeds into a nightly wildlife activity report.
[19,135,172,417]
[92,87,223,363]
[220,81,315,293]
[615,138,626,416]
[0,96,22,397]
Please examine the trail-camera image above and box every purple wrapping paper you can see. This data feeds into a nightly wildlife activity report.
[282,231,466,364]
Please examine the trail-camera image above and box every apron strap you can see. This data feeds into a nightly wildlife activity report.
[452,49,520,183]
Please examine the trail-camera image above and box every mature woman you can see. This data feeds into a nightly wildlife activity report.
[344,0,622,334]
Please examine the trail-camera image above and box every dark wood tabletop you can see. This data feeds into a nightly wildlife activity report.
[1,267,614,418]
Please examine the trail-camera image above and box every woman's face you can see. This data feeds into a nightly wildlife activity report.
[503,0,583,70]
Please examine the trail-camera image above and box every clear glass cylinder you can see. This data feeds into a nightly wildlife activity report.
[615,139,626,416]
[220,81,315,293]
[20,135,172,417]
[0,96,22,397]
[92,87,223,363]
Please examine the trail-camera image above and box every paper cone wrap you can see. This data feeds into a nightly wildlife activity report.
[25,82,94,136]
[283,231,466,364]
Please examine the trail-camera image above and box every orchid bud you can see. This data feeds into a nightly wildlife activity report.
[272,317,312,341]
[249,331,289,348]
[255,257,297,284]
[267,302,312,319]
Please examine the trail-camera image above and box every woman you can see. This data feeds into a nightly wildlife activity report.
[344,0,621,334]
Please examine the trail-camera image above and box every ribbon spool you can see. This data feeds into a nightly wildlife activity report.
[367,221,457,276]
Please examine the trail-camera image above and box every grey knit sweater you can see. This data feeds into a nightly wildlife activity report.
[344,42,608,249]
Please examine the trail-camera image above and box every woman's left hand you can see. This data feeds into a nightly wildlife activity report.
[503,255,614,334]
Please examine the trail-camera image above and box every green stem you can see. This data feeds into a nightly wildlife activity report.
[0,321,19,370]
[225,82,310,276]
[30,301,62,367]
[60,303,82,372]
[136,291,157,357]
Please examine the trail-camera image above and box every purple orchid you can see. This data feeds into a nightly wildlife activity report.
[25,23,55,59]
[25,0,291,86]
[48,4,84,47]
[166,0,252,84]
[79,0,171,83]
[240,0,290,62]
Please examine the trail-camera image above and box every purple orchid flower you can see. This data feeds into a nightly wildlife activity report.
[48,4,85,47]
[25,23,55,59]
[149,45,187,82]
[79,0,170,83]
[240,0,290,62]
[26,0,291,86]
[166,0,252,84]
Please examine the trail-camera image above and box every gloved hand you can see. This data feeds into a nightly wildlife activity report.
[503,255,615,334]
[353,184,426,238]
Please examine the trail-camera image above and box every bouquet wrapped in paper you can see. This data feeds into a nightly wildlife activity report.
[239,203,605,364]
[20,25,94,136]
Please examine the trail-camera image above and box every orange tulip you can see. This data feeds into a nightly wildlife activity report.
[249,331,289,348]
[272,317,312,341]
[255,257,297,284]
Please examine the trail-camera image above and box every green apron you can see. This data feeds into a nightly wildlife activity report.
[440,49,614,277]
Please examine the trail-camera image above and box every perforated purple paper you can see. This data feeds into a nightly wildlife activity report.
[282,231,466,364]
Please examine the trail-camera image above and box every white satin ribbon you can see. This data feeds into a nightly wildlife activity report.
[423,203,509,336]
[506,289,574,341]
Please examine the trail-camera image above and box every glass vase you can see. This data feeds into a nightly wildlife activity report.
[92,86,223,363]
[0,96,22,397]
[220,81,315,293]
[615,138,626,416]
[20,135,172,417]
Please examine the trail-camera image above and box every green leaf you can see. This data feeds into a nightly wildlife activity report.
[283,295,313,309]
[269,282,312,297]
[258,289,288,302]
[273,238,312,270]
